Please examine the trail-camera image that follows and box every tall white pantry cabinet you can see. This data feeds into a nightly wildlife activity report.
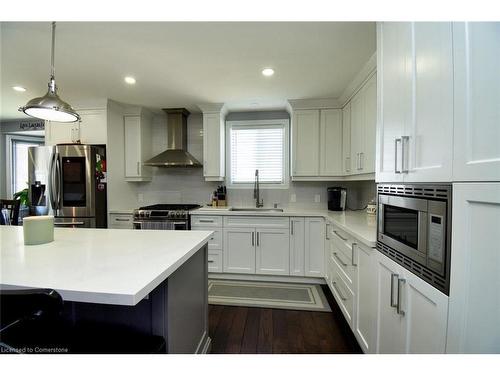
[376,22,500,353]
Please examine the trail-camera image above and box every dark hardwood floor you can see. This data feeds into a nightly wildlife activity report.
[208,285,362,354]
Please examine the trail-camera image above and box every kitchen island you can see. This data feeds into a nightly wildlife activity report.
[0,226,212,353]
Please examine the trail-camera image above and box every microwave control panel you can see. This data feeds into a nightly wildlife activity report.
[428,214,445,263]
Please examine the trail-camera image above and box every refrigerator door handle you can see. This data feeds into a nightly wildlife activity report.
[49,152,57,210]
[54,153,62,210]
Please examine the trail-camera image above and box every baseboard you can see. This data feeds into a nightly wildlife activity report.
[208,273,326,285]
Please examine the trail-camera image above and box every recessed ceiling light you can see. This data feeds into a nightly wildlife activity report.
[124,76,136,85]
[262,68,274,77]
[12,86,27,92]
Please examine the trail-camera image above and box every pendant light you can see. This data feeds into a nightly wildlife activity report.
[19,22,80,122]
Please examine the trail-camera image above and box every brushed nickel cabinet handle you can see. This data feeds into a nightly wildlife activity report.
[252,232,255,246]
[397,278,406,316]
[390,273,399,308]
[395,138,402,174]
[332,281,347,301]
[333,230,348,241]
[351,243,357,267]
[333,252,348,267]
[401,136,409,173]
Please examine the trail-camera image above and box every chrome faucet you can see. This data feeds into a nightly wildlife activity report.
[253,169,263,208]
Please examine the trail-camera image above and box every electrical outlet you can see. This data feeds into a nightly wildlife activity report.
[314,194,321,203]
[138,193,144,203]
[290,193,297,203]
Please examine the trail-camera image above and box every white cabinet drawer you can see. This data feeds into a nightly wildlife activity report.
[329,257,354,327]
[192,226,222,250]
[330,240,355,286]
[109,213,134,229]
[330,226,356,262]
[208,250,223,273]
[191,215,223,227]
[223,216,289,228]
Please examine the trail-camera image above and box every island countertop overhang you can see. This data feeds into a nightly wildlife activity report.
[0,227,212,306]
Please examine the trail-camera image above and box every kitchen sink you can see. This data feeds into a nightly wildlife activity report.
[230,207,284,212]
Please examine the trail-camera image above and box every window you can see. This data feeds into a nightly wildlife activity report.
[226,119,289,187]
[6,135,44,197]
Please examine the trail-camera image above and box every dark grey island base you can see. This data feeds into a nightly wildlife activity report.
[62,244,210,354]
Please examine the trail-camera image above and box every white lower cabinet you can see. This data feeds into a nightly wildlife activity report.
[304,218,325,277]
[223,227,256,274]
[108,213,134,229]
[256,228,290,275]
[375,252,448,353]
[447,183,500,353]
[353,242,377,354]
[289,218,305,276]
[207,250,223,273]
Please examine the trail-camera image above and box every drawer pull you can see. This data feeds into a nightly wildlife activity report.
[351,243,357,267]
[115,218,130,222]
[333,252,348,267]
[199,219,214,223]
[333,231,348,241]
[208,260,215,263]
[332,281,347,301]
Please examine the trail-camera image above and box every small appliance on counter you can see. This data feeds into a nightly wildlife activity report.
[327,187,347,211]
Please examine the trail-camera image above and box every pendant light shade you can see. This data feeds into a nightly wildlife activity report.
[19,22,79,123]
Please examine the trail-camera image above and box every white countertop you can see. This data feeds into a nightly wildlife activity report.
[192,207,377,247]
[0,227,212,306]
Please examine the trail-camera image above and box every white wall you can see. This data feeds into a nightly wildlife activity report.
[106,109,375,211]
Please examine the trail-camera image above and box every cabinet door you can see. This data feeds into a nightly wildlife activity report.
[223,228,256,274]
[203,113,225,180]
[319,109,342,176]
[304,218,325,277]
[350,88,365,175]
[290,217,305,276]
[292,110,320,176]
[447,183,500,353]
[342,103,352,174]
[256,228,290,275]
[124,116,141,178]
[405,22,453,182]
[375,253,405,353]
[452,23,500,181]
[375,22,410,182]
[45,109,107,146]
[362,74,377,173]
[354,244,377,353]
[401,270,448,354]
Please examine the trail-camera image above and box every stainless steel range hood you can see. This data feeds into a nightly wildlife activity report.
[143,108,202,168]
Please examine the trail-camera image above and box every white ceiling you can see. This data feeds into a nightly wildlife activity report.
[0,22,375,121]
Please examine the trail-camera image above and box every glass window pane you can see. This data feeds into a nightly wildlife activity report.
[11,138,44,195]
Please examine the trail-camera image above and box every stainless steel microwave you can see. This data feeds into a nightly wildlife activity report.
[377,184,451,294]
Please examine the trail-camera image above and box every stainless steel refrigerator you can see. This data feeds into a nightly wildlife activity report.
[28,144,107,228]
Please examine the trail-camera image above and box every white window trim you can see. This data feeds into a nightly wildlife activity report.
[225,119,290,189]
[5,134,44,198]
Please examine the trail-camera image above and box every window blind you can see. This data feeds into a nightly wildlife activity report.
[230,125,285,184]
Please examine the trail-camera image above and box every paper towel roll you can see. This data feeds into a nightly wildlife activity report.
[23,216,54,245]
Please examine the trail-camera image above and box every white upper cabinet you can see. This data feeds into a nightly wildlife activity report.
[376,22,411,183]
[124,111,152,182]
[199,104,226,181]
[452,23,500,182]
[319,109,343,176]
[342,102,352,174]
[291,108,342,178]
[292,109,320,176]
[405,22,453,182]
[447,183,500,353]
[351,74,376,175]
[45,108,107,146]
[376,22,454,183]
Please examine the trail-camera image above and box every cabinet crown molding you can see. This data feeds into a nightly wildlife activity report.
[197,103,228,116]
[288,98,340,110]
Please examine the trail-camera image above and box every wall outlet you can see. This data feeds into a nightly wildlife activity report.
[138,193,144,203]
[290,193,297,203]
[314,194,321,203]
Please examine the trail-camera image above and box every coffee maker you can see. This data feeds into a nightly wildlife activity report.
[327,187,347,211]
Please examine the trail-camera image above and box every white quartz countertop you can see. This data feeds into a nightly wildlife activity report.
[0,227,212,306]
[192,207,377,247]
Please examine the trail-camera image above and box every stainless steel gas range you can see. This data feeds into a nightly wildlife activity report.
[133,204,201,230]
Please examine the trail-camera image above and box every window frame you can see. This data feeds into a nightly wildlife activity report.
[5,134,44,198]
[225,119,290,189]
